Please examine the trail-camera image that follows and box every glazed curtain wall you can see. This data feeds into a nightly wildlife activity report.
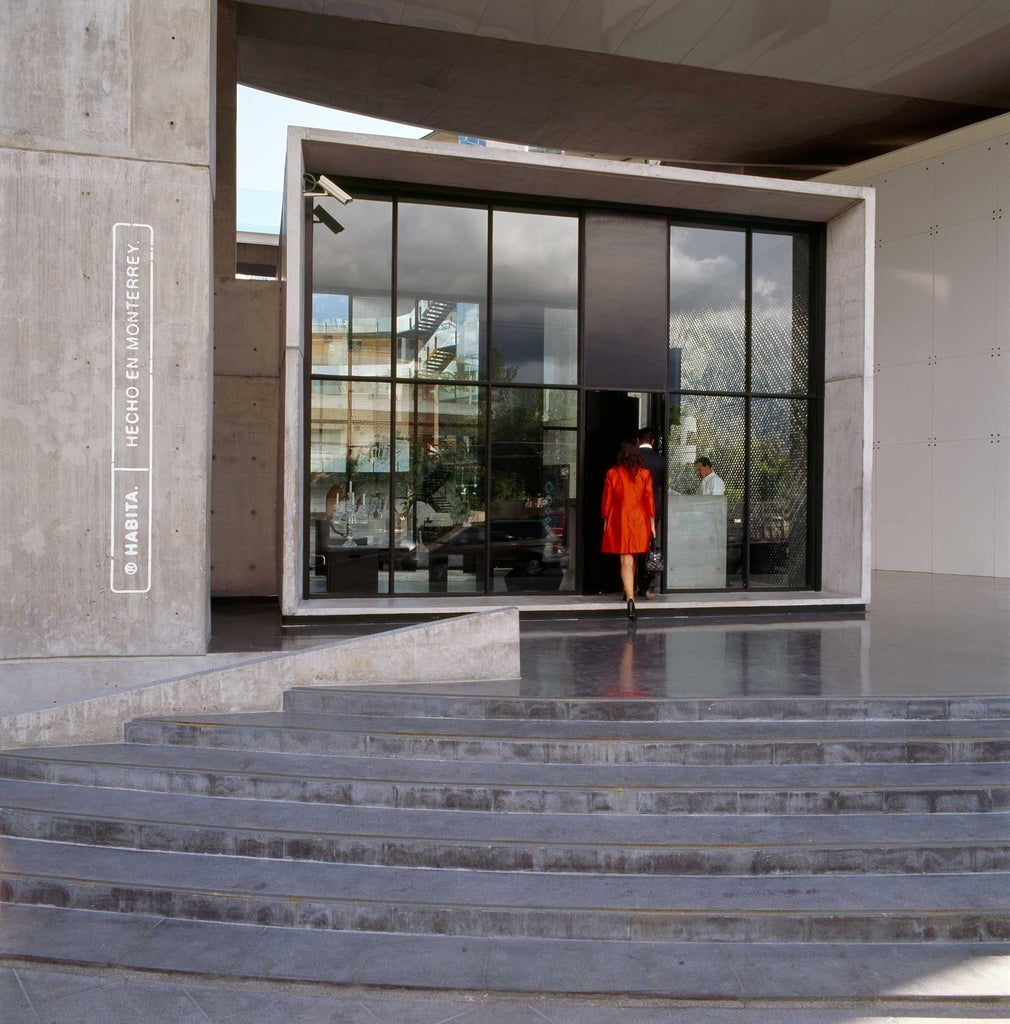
[667,226,814,590]
[305,192,818,598]
[307,196,579,596]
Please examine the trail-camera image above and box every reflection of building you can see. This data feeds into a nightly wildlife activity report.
[9,3,1010,657]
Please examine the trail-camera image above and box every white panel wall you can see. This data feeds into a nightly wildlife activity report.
[860,134,1010,578]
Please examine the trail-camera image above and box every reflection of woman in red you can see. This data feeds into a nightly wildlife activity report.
[601,439,656,620]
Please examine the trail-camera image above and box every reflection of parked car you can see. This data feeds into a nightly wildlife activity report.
[427,517,567,580]
[314,519,417,574]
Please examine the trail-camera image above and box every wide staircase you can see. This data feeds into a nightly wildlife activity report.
[0,688,1008,1001]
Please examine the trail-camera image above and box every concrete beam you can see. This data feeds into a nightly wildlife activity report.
[236,6,1000,178]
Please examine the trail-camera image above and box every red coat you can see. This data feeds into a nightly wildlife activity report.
[601,466,655,554]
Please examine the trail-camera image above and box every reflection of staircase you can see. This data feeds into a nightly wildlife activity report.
[414,300,453,341]
[421,465,452,512]
[420,344,456,379]
[397,300,456,378]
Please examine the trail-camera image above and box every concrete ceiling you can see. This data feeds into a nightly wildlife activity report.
[236,0,1010,177]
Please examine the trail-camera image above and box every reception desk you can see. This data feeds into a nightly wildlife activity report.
[665,493,727,588]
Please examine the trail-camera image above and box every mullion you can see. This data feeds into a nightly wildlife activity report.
[742,229,753,590]
[387,199,398,593]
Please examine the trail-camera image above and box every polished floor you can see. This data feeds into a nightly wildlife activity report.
[211,572,1010,699]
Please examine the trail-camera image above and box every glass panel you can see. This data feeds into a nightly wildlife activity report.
[308,380,392,595]
[491,211,578,386]
[669,226,746,392]
[489,388,577,593]
[393,383,486,594]
[751,233,811,394]
[748,398,808,588]
[311,197,392,377]
[666,394,745,590]
[396,202,487,381]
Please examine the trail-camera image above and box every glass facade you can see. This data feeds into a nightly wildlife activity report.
[667,225,814,590]
[306,187,819,598]
[491,211,579,386]
[396,202,486,381]
[307,194,581,596]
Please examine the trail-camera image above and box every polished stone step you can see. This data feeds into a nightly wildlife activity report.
[2,836,1008,943]
[285,688,1010,722]
[4,904,1008,1000]
[2,779,1006,875]
[1,744,1007,815]
[122,710,1010,764]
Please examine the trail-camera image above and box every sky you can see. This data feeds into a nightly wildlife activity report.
[236,86,430,234]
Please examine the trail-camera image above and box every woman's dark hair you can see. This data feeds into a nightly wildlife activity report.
[615,438,643,477]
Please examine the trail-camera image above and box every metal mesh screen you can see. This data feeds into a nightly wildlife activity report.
[748,398,809,588]
[751,233,811,395]
[668,226,746,393]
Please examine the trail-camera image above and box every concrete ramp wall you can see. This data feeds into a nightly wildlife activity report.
[0,610,519,751]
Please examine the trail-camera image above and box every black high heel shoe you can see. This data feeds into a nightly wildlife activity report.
[627,598,637,621]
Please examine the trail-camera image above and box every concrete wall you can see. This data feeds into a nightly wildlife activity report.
[823,115,1010,579]
[822,198,875,602]
[211,277,282,596]
[0,608,521,749]
[0,1,216,656]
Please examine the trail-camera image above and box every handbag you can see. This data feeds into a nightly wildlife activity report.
[644,540,664,574]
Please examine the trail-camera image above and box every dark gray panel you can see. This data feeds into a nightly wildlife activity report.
[583,214,668,390]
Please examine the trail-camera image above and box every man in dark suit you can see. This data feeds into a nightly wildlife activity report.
[636,428,665,598]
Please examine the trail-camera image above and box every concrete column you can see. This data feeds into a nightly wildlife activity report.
[214,0,237,279]
[209,1,282,599]
[0,0,215,657]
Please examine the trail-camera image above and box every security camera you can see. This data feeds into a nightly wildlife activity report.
[317,175,353,205]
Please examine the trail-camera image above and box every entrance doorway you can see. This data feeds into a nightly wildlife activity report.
[582,391,664,594]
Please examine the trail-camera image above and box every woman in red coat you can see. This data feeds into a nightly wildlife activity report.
[601,438,656,620]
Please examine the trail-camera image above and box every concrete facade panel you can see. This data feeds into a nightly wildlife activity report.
[211,374,280,597]
[0,0,211,165]
[821,375,871,600]
[823,198,873,383]
[874,233,934,368]
[0,1,132,154]
[932,216,997,359]
[995,445,1010,577]
[931,351,997,442]
[875,361,932,445]
[995,319,1010,438]
[129,0,214,165]
[998,134,1010,211]
[931,440,995,576]
[1,149,211,657]
[841,118,1010,578]
[996,215,1010,432]
[213,279,282,378]
[875,162,934,243]
[934,139,998,229]
[873,443,933,573]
